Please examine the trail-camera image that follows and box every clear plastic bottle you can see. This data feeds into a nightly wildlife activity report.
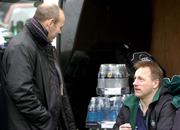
[106,64,114,88]
[103,97,111,121]
[106,96,123,121]
[97,71,106,89]
[96,97,104,122]
[86,97,97,122]
[115,96,123,117]
[97,64,107,95]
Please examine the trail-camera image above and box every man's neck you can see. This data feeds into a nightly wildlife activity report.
[139,99,150,115]
[139,91,157,115]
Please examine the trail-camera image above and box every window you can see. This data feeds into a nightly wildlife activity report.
[0,1,36,46]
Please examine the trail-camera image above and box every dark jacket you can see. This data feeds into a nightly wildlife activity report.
[0,47,8,130]
[113,86,176,130]
[2,19,76,130]
[172,108,180,130]
[163,76,180,130]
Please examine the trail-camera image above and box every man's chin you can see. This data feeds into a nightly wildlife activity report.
[134,93,141,98]
[49,38,54,43]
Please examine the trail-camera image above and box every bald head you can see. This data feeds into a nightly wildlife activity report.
[34,3,64,24]
[33,3,65,42]
[59,8,65,26]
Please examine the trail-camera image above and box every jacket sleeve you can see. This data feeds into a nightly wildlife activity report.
[3,44,52,129]
[113,105,130,130]
[156,97,176,130]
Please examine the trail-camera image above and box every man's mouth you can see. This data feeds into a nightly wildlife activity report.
[134,88,141,92]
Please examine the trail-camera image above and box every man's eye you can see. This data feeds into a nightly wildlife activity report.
[134,77,143,81]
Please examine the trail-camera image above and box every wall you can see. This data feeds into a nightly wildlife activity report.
[151,0,180,77]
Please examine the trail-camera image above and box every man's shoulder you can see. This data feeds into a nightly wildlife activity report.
[162,76,180,109]
[123,94,139,107]
[8,32,35,50]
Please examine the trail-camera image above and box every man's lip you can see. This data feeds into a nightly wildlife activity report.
[134,88,141,91]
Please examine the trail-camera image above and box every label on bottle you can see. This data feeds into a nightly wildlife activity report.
[104,88,121,95]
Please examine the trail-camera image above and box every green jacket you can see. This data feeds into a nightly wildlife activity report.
[113,84,176,130]
[124,86,162,130]
[163,75,180,109]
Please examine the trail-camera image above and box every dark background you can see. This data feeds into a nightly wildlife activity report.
[62,0,152,129]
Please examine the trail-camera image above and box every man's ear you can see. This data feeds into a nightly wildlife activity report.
[49,18,55,26]
[153,79,160,89]
[45,19,52,27]
[44,18,54,31]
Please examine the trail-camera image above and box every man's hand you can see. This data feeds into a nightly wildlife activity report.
[119,123,132,130]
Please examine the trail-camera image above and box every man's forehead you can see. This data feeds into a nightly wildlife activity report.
[135,67,151,76]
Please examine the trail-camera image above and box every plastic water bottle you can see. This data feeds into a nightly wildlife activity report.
[86,97,97,122]
[108,97,117,121]
[97,65,107,95]
[103,97,111,121]
[109,96,123,121]
[106,64,114,88]
[96,97,104,122]
[109,101,117,121]
[97,64,107,88]
[115,97,123,117]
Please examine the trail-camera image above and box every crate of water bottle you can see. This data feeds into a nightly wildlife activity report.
[86,96,123,123]
[97,64,129,88]
[97,64,130,95]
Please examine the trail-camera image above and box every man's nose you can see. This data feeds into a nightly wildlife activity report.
[133,79,137,86]
[58,28,62,34]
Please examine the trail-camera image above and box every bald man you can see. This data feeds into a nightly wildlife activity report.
[2,3,76,130]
